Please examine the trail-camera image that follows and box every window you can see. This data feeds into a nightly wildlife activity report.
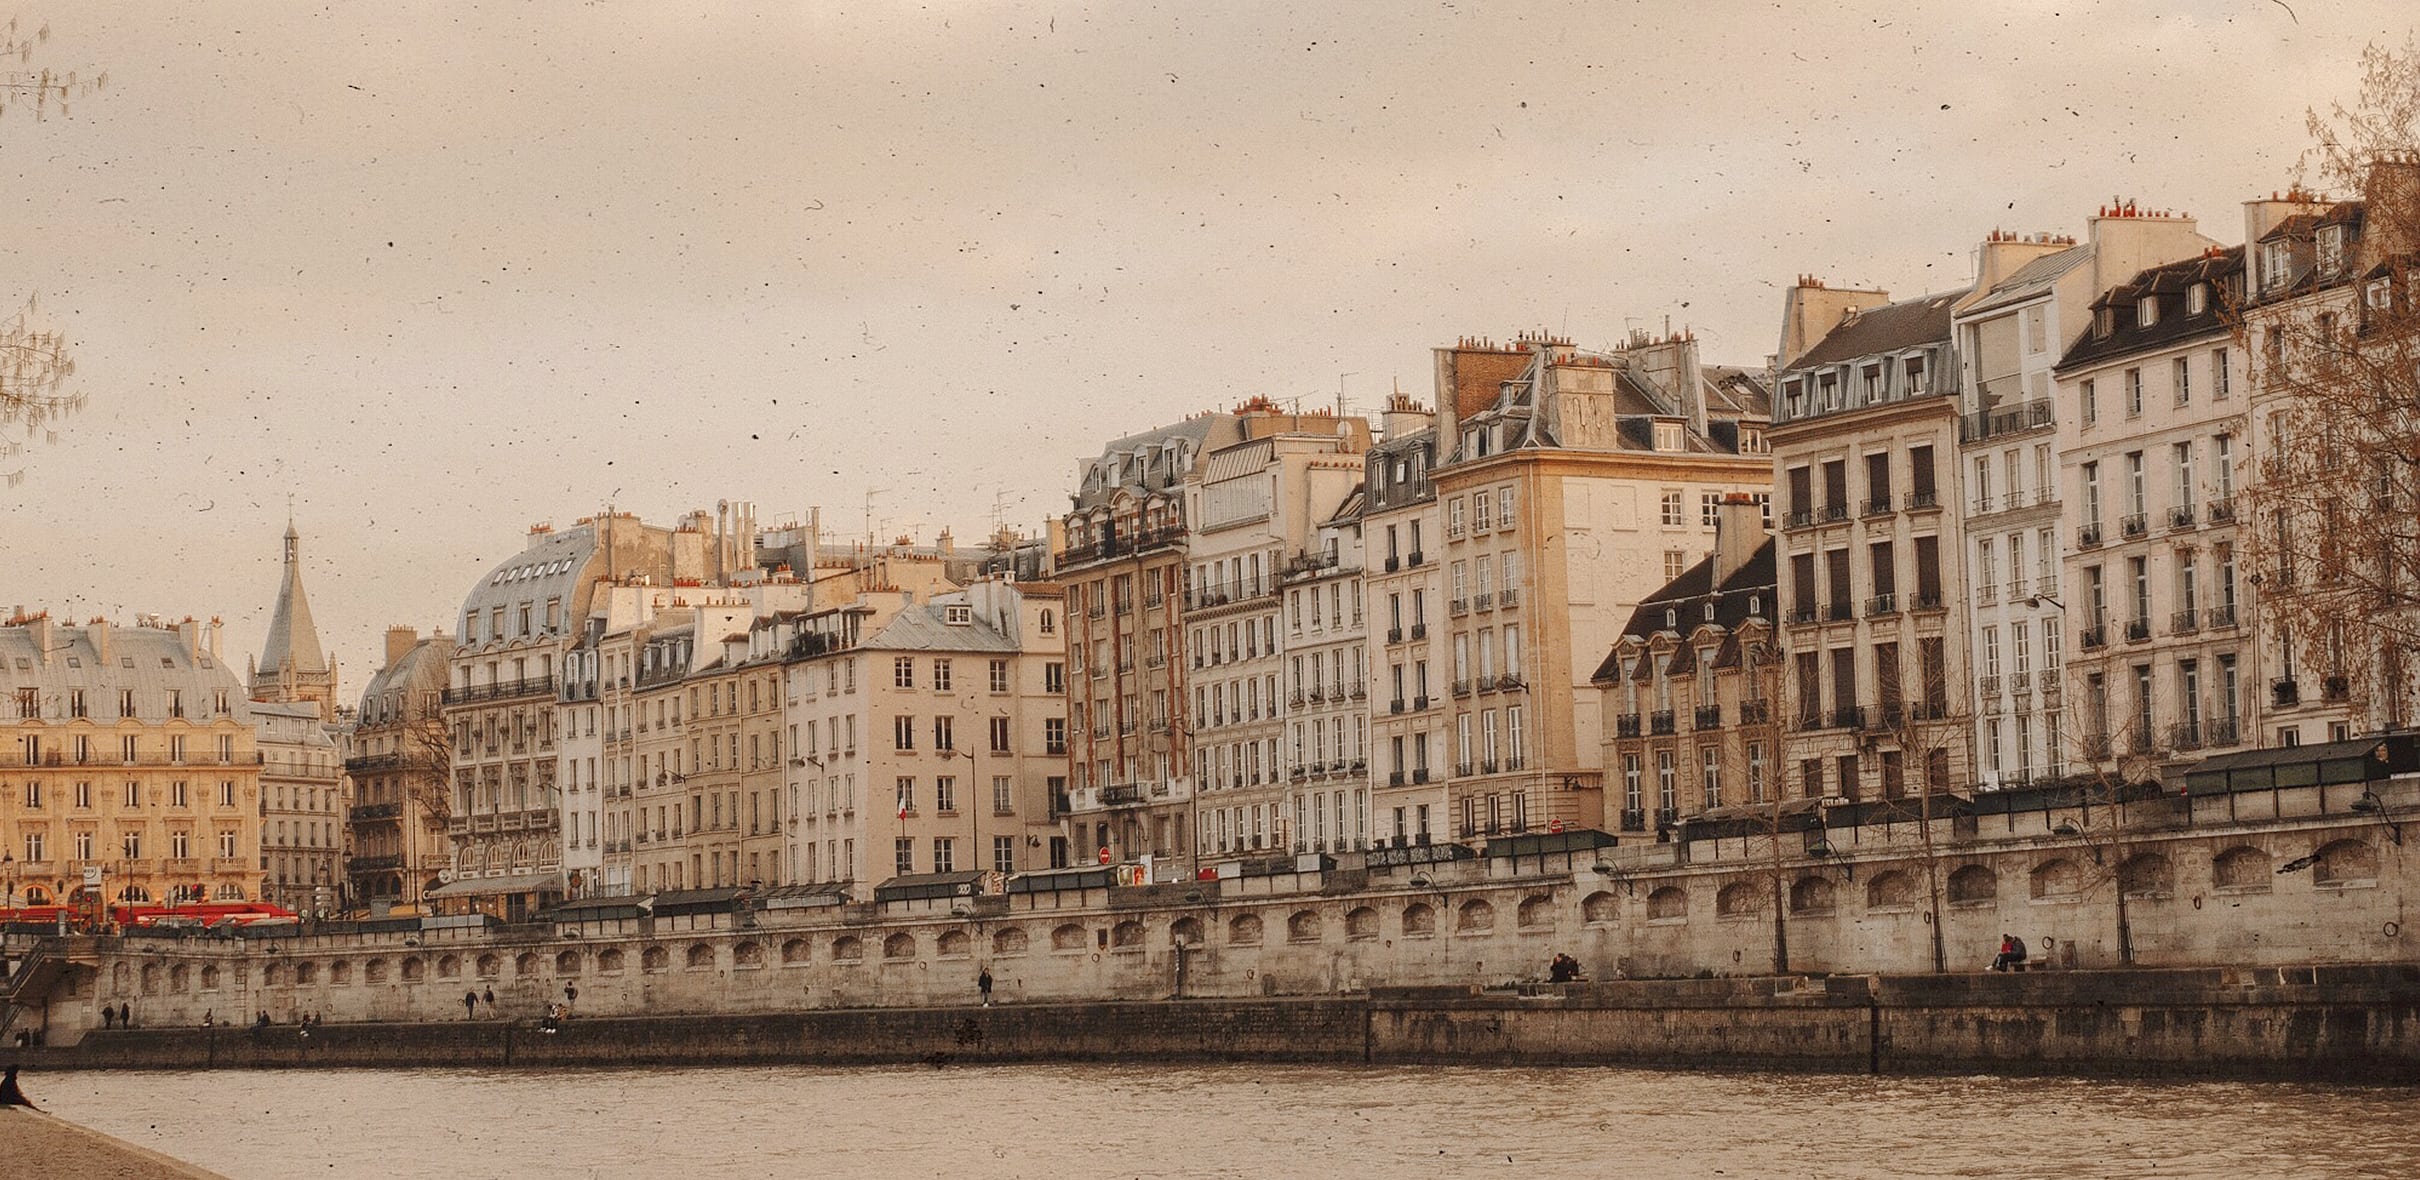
[2213,348,2230,400]
[993,835,1017,874]
[2173,356,2191,406]
[1701,492,1722,527]
[894,838,914,876]
[2125,368,2143,417]
[893,716,916,751]
[894,658,915,689]
[1660,490,1684,527]
[932,660,953,692]
[1654,421,1683,451]
[1665,551,1687,580]
[935,776,957,814]
[933,716,954,751]
[1045,663,1065,694]
[989,716,1012,753]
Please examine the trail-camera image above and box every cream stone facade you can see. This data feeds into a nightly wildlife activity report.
[776,580,1068,886]
[1361,399,1447,844]
[1431,333,1773,837]
[1773,284,1972,803]
[0,614,264,909]
[1184,404,1370,869]
[2056,244,2253,777]
[254,700,341,914]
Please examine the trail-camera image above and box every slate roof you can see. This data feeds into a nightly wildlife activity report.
[0,620,247,720]
[1789,289,1968,371]
[259,523,329,679]
[1960,246,2090,318]
[1590,539,1776,682]
[2058,246,2244,371]
[860,596,1021,654]
[1072,416,1220,510]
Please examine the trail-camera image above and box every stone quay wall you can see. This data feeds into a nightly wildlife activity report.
[11,782,2417,1041]
[35,966,2420,1083]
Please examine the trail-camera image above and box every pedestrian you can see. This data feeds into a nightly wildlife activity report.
[201,1010,214,1029]
[563,983,578,1015]
[463,990,478,1021]
[101,1006,114,1030]
[977,966,993,1007]
[482,986,495,1016]
[118,1002,131,1029]
[1,1064,37,1110]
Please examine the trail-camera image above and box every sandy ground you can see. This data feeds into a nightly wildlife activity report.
[2,1107,229,1179]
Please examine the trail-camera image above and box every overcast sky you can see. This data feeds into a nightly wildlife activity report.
[3,1,2408,690]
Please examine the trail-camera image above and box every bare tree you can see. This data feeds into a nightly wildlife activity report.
[2238,38,2420,729]
[0,18,100,485]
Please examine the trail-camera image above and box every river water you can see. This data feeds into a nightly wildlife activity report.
[26,1064,2418,1179]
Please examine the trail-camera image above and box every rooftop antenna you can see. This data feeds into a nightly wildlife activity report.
[1337,372,1358,418]
[864,488,888,548]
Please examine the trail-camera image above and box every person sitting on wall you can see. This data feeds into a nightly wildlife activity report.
[2006,935,2029,972]
[1991,933,2021,972]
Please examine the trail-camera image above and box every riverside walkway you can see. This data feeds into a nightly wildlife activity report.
[3,1106,228,1178]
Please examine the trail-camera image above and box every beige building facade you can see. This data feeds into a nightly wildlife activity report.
[0,614,264,910]
[346,626,456,912]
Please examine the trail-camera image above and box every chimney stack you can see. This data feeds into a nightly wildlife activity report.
[1711,492,1768,587]
[386,625,420,668]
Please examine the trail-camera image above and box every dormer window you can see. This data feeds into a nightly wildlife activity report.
[1664,608,1678,630]
[2367,277,2394,313]
[2188,283,2209,316]
[1653,421,1684,452]
[2137,296,2159,327]
[2095,307,2115,338]
[1703,601,1717,622]
[1748,595,1762,616]
[2260,241,2293,292]
[2318,225,2346,277]
[944,604,972,626]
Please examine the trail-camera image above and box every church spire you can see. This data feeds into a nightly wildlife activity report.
[255,518,334,718]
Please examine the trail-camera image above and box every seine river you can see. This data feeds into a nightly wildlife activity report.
[31,1064,2420,1179]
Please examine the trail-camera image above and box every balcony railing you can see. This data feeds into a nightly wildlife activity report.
[1649,710,1677,735]
[1499,588,1520,608]
[1738,701,1771,725]
[2082,733,2114,761]
[2078,523,2103,549]
[2120,513,2148,539]
[2171,608,2200,634]
[2080,626,2108,650]
[1980,674,2002,698]
[1960,399,2054,442]
[1820,504,1851,523]
[1911,592,1945,612]
[1475,592,1495,612]
[1863,496,1894,517]
[1452,679,1473,699]
[1449,597,1469,617]
[2125,619,2152,642]
[1786,509,1815,530]
[1787,606,1818,625]
[1694,705,1723,730]
[1866,593,1898,616]
[2324,676,2351,702]
[2168,721,2205,751]
[1831,705,1865,730]
[2207,498,2236,523]
[1616,714,1643,738]
[2168,505,2197,530]
[443,674,559,706]
[2209,603,2240,629]
[2272,678,2300,707]
[1826,602,1854,622]
[2207,717,2241,747]
[1905,490,1940,511]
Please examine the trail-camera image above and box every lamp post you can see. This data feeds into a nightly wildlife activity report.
[955,746,981,879]
[2,851,15,911]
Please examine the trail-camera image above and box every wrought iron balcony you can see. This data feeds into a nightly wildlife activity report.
[1649,710,1677,735]
[2120,513,2148,539]
[1694,705,1723,730]
[2273,678,2300,707]
[1867,593,1898,616]
[2080,626,2107,650]
[2171,608,2200,634]
[1905,490,1940,510]
[2077,523,2103,549]
[1616,713,1643,738]
[2125,619,2152,642]
[2168,505,2197,530]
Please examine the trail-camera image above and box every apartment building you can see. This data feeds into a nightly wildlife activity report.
[1056,416,1225,864]
[1184,403,1370,869]
[1361,397,1447,845]
[2055,244,2253,776]
[2241,181,2402,744]
[254,699,340,914]
[775,581,1067,886]
[0,614,265,909]
[1272,491,1371,858]
[1772,281,1971,801]
[438,509,744,918]
[1957,210,2217,787]
[344,626,454,911]
[1431,331,1773,837]
[1596,494,1781,831]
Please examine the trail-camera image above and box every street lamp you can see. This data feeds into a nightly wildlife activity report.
[954,746,982,879]
[2027,594,2066,611]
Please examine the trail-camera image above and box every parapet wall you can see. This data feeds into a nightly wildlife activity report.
[13,790,2416,1039]
[38,965,2420,1083]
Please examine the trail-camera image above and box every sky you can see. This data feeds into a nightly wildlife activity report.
[2,0,2410,691]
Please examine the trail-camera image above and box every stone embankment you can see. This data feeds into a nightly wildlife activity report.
[26,965,2420,1083]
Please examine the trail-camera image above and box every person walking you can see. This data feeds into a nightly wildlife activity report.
[977,966,994,1007]
[101,1006,114,1030]
[481,986,495,1017]
[463,990,478,1020]
[563,983,578,1016]
[117,1003,131,1029]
